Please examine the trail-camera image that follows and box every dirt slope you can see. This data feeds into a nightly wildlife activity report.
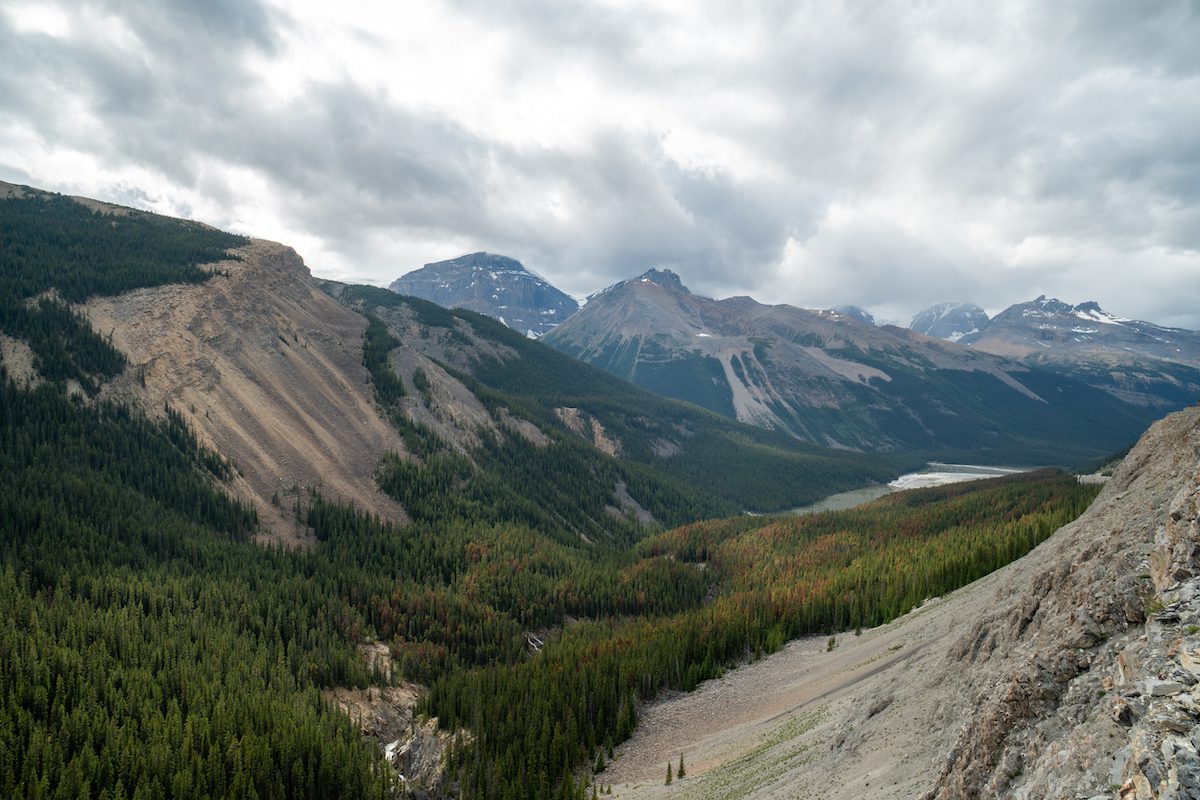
[611,407,1200,800]
[84,239,406,544]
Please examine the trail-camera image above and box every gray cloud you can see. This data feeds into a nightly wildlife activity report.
[0,0,1197,327]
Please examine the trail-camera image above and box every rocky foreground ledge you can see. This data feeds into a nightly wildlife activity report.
[929,406,1200,800]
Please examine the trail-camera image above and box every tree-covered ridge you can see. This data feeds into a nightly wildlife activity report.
[0,190,247,392]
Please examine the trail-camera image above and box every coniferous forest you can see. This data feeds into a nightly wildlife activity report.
[0,190,1104,799]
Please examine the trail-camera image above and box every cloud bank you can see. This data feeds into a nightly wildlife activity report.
[2,0,1198,326]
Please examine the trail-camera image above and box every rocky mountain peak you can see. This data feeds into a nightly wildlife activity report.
[1029,295,1074,314]
[636,268,689,293]
[389,252,578,337]
[910,302,990,342]
[444,251,523,271]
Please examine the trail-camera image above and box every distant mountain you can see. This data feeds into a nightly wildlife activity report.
[543,270,1158,464]
[833,305,876,326]
[910,302,990,342]
[389,252,578,337]
[961,295,1200,364]
[958,296,1200,410]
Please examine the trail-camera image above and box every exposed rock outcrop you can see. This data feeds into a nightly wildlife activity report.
[83,239,408,545]
[927,406,1200,799]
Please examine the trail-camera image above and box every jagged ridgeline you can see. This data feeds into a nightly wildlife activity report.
[327,282,918,527]
[0,187,247,393]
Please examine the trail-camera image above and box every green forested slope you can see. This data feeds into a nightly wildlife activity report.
[0,187,1103,800]
[426,471,1099,799]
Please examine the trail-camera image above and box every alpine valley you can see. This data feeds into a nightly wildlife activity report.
[4,180,1200,800]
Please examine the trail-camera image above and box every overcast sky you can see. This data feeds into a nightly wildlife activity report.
[2,1,1198,327]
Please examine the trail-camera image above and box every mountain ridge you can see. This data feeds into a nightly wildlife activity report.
[544,269,1157,463]
[910,295,1200,410]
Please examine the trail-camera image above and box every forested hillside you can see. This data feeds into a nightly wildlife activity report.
[0,185,1103,800]
[0,367,1098,799]
[427,471,1099,799]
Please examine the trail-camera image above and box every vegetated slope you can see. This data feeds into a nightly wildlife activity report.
[542,269,1155,465]
[3,344,1099,800]
[423,470,1099,800]
[610,406,1200,800]
[1,180,408,541]
[325,281,914,519]
[0,179,1123,800]
[389,252,579,337]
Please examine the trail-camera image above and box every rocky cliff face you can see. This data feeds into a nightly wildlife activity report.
[389,253,578,337]
[82,239,408,545]
[927,406,1200,799]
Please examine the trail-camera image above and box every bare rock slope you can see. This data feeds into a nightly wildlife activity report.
[611,406,1200,800]
[84,239,407,544]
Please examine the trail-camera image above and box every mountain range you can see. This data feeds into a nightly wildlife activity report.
[542,268,1156,464]
[389,252,578,337]
[910,297,1200,410]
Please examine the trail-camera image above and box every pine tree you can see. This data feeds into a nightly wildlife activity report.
[677,753,685,779]
[665,762,673,785]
